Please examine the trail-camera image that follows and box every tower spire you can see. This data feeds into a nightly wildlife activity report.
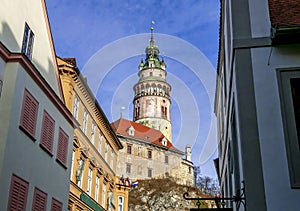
[150,20,155,46]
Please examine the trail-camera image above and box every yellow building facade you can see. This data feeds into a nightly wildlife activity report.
[58,57,129,211]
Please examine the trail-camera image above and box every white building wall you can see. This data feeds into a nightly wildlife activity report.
[0,0,60,95]
[251,46,300,210]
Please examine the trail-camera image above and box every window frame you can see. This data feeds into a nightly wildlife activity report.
[127,144,132,154]
[32,187,47,211]
[19,89,39,139]
[7,174,29,211]
[118,196,124,211]
[73,96,79,119]
[148,168,152,178]
[277,69,300,188]
[126,163,131,174]
[21,23,34,59]
[39,110,55,155]
[83,110,88,134]
[50,197,63,211]
[56,127,69,167]
[95,175,100,202]
[87,167,93,195]
[147,149,152,159]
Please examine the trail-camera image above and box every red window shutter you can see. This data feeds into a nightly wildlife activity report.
[56,127,69,166]
[31,187,47,211]
[50,198,62,211]
[20,89,39,138]
[7,174,29,211]
[40,110,55,154]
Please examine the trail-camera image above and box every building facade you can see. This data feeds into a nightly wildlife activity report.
[113,28,194,186]
[58,58,129,211]
[112,118,194,186]
[0,1,77,210]
[215,0,300,210]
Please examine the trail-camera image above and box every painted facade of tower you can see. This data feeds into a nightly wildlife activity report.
[133,27,172,142]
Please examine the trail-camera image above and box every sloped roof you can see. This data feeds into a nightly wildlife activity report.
[111,118,184,155]
[268,0,300,27]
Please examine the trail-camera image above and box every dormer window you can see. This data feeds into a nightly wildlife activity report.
[127,126,135,136]
[162,138,167,146]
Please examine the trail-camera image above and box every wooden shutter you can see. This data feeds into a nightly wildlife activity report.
[50,198,62,211]
[32,188,47,211]
[7,174,29,211]
[20,89,39,138]
[40,110,55,154]
[56,127,69,166]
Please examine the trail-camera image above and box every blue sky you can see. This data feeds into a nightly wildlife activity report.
[46,0,220,178]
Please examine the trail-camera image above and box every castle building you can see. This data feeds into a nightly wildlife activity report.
[0,1,77,210]
[58,57,129,211]
[112,27,194,186]
[215,0,300,210]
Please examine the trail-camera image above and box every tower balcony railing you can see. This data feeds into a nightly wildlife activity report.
[134,91,170,100]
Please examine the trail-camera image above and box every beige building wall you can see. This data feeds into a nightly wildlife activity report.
[116,135,194,186]
[58,58,129,211]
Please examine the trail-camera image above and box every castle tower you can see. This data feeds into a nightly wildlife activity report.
[133,25,172,142]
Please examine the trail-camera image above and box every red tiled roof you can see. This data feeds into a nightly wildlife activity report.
[111,118,184,154]
[268,0,300,27]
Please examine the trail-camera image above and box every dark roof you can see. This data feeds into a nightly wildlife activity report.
[268,0,300,27]
[111,118,184,155]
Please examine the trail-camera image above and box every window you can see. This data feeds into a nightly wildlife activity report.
[128,126,135,136]
[91,122,95,144]
[137,165,142,175]
[77,158,84,188]
[118,196,124,211]
[102,183,106,207]
[40,110,55,154]
[20,89,39,139]
[148,168,152,177]
[83,110,88,134]
[32,187,47,211]
[165,155,168,164]
[70,151,74,181]
[126,163,131,174]
[162,138,167,146]
[50,198,62,211]
[278,70,300,187]
[127,145,132,154]
[110,150,114,169]
[137,146,142,156]
[147,149,152,159]
[56,127,69,167]
[98,132,102,153]
[105,142,108,161]
[7,174,29,211]
[87,168,93,195]
[22,23,34,59]
[95,176,100,202]
[73,96,79,119]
